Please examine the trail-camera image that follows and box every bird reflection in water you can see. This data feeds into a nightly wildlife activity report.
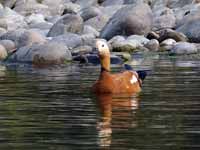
[96,93,139,148]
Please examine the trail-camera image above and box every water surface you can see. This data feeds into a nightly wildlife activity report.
[0,56,199,150]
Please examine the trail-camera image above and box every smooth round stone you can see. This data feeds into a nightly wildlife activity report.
[0,44,7,60]
[0,40,16,53]
[170,42,198,55]
[144,39,159,51]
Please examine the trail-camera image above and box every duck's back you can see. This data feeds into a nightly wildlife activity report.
[93,71,141,94]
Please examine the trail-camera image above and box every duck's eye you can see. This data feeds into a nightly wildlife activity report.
[102,44,104,47]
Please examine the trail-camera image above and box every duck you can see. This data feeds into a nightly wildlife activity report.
[92,39,147,94]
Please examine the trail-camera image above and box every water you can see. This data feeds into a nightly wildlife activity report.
[0,55,199,150]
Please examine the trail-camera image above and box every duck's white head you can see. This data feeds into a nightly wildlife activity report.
[95,39,110,71]
[95,39,110,57]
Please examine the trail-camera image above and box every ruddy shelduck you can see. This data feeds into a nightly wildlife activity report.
[92,39,146,94]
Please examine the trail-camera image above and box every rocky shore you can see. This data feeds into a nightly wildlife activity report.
[0,0,199,66]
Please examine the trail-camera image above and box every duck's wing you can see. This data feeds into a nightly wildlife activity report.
[123,64,147,81]
[111,71,141,93]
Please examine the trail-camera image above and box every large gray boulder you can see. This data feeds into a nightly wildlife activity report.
[80,6,102,21]
[124,0,145,5]
[42,0,65,16]
[0,30,46,48]
[0,40,16,53]
[84,14,109,32]
[25,13,46,26]
[100,3,153,40]
[75,0,98,9]
[170,42,198,55]
[176,19,200,42]
[174,4,200,28]
[152,0,194,9]
[14,0,50,17]
[2,0,16,8]
[8,42,72,65]
[47,14,83,37]
[99,5,125,19]
[63,2,81,14]
[152,7,176,31]
[0,7,27,31]
[83,25,99,37]
[101,0,124,6]
[49,33,83,49]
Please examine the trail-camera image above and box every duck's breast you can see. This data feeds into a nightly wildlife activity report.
[92,72,115,94]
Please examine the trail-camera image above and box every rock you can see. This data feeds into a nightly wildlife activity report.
[158,29,188,42]
[109,35,149,52]
[0,28,7,36]
[73,53,123,64]
[45,15,61,24]
[112,52,132,61]
[100,3,153,40]
[0,7,27,31]
[147,31,160,40]
[8,42,72,65]
[72,45,93,55]
[102,0,124,6]
[81,34,96,46]
[99,5,125,19]
[14,0,50,17]
[83,25,99,37]
[0,29,46,48]
[109,35,126,47]
[75,0,98,9]
[127,35,149,45]
[2,0,16,8]
[84,14,109,32]
[50,33,83,49]
[80,6,102,21]
[29,28,49,37]
[170,42,198,55]
[25,13,46,25]
[152,7,176,31]
[174,4,200,28]
[63,2,81,14]
[0,4,3,10]
[152,0,193,9]
[160,38,176,46]
[42,0,65,16]
[144,39,159,51]
[176,18,200,43]
[168,0,194,9]
[124,0,145,5]
[0,40,16,53]
[111,39,138,52]
[29,22,53,30]
[0,44,7,60]
[0,29,25,47]
[18,30,46,48]
[47,14,83,37]
[160,38,176,51]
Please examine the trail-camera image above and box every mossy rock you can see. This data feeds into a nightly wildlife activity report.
[112,44,137,53]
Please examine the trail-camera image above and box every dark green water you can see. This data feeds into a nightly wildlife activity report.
[0,56,199,150]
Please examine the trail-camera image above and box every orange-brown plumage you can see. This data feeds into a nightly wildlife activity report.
[92,39,144,94]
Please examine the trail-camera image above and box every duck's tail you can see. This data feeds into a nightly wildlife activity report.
[136,70,147,81]
[124,64,147,81]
